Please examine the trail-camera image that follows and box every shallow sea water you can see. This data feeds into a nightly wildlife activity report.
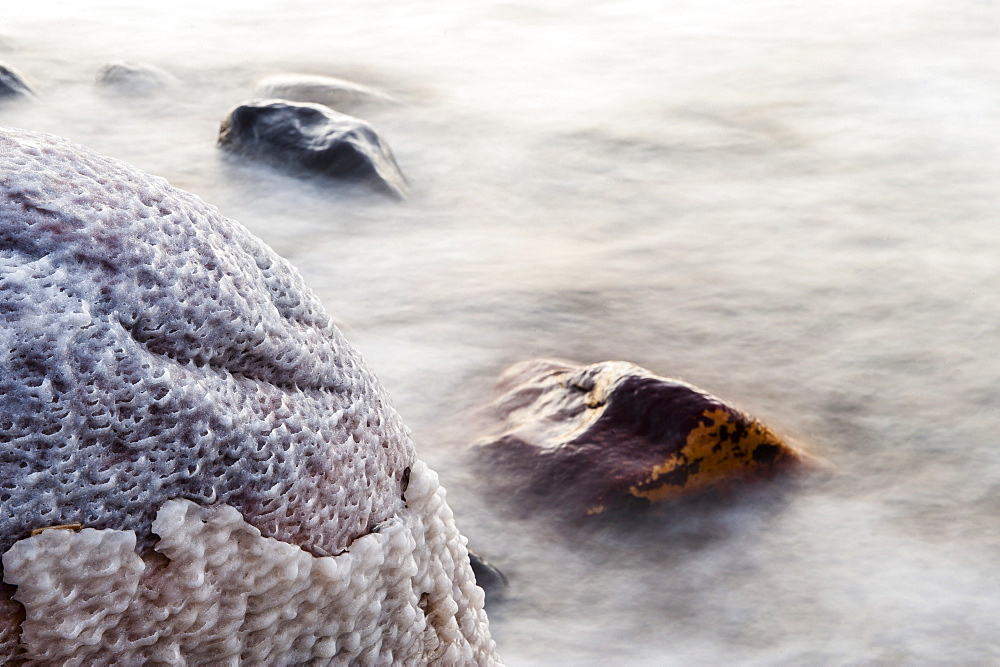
[4,1,1000,663]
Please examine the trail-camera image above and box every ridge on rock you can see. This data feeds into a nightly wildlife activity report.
[472,359,807,517]
[0,127,498,663]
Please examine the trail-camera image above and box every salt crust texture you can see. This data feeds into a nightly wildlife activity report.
[4,462,497,664]
[0,127,499,662]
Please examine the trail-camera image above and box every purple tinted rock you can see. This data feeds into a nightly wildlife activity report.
[0,127,414,560]
[0,127,501,663]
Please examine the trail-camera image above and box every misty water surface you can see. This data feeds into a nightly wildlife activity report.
[3,1,1000,663]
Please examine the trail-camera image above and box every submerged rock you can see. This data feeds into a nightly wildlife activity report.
[0,127,497,663]
[473,359,806,517]
[95,60,177,95]
[218,99,408,198]
[469,550,509,603]
[254,73,396,111]
[0,62,35,99]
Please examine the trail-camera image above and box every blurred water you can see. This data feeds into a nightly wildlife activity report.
[3,0,1000,663]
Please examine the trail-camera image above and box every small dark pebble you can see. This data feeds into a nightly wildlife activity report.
[0,62,35,99]
[469,549,508,601]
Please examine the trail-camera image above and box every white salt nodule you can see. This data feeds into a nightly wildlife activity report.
[4,463,496,663]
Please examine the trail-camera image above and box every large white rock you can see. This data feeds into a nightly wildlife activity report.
[0,127,499,663]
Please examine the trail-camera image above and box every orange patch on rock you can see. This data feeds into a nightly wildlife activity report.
[629,407,801,504]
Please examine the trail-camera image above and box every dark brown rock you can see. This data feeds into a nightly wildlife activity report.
[472,359,807,516]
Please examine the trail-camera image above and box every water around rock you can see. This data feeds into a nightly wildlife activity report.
[254,73,396,111]
[95,61,178,95]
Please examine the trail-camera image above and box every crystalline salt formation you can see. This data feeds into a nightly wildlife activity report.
[0,127,498,663]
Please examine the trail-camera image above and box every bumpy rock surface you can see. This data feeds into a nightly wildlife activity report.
[218,99,408,198]
[0,62,35,99]
[254,73,396,111]
[95,61,177,95]
[473,359,806,516]
[4,462,494,663]
[0,127,497,662]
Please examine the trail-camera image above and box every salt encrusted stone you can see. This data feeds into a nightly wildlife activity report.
[4,529,145,651]
[0,125,405,560]
[0,127,498,662]
[4,462,496,664]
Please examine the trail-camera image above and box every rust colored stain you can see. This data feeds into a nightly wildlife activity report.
[474,359,810,518]
[628,407,797,504]
[29,523,83,536]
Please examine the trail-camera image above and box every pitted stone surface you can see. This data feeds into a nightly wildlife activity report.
[0,127,496,661]
[0,126,408,558]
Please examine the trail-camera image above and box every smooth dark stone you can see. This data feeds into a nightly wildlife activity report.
[0,62,35,99]
[218,99,408,198]
[468,550,509,602]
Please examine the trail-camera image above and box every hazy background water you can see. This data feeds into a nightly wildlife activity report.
[4,1,1000,663]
